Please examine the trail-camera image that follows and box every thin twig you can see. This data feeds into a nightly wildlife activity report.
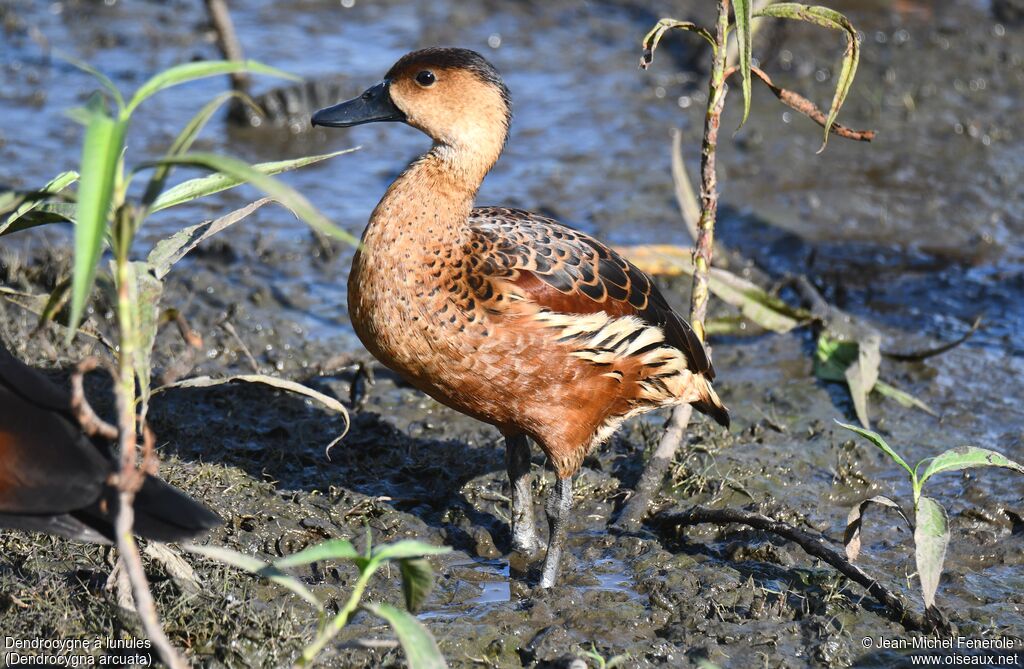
[613,405,693,532]
[730,65,876,142]
[650,505,938,633]
[221,320,260,373]
[69,358,118,440]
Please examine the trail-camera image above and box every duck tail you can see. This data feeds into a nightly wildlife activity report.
[691,377,730,429]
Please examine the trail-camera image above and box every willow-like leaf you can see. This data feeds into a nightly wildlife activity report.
[734,0,753,129]
[913,496,949,611]
[640,19,717,69]
[755,3,860,151]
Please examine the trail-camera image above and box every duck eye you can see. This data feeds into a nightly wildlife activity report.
[415,70,436,87]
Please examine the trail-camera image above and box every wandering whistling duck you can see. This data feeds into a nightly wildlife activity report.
[312,47,729,588]
[0,342,221,544]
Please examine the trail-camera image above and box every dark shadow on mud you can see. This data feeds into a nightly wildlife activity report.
[147,377,519,554]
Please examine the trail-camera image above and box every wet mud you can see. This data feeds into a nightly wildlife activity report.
[0,0,1022,667]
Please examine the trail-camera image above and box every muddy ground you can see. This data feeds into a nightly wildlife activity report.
[0,0,1022,667]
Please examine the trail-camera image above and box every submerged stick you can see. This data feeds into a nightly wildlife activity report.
[651,505,937,633]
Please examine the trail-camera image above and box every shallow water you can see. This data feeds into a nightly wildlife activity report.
[1,0,1023,666]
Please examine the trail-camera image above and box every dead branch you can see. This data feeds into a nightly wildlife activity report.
[651,505,942,633]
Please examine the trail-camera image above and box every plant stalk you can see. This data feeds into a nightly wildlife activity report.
[616,0,732,531]
[297,563,377,666]
[112,222,189,669]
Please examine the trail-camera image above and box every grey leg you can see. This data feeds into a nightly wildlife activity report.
[539,475,573,588]
[506,434,540,555]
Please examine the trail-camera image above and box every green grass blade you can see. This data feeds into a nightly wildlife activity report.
[274,539,360,569]
[144,151,359,245]
[148,148,356,213]
[0,171,78,235]
[0,203,78,237]
[70,98,125,336]
[187,544,322,610]
[58,52,125,111]
[142,90,260,209]
[362,602,448,669]
[734,0,753,129]
[835,420,914,479]
[125,60,298,116]
[755,3,860,151]
[640,19,717,69]
[919,446,1024,486]
[913,496,949,612]
[873,379,937,417]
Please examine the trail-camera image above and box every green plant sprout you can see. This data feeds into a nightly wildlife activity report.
[838,421,1024,618]
[190,533,450,668]
[1,56,357,668]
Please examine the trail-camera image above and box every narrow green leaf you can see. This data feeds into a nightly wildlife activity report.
[0,171,79,235]
[844,495,911,562]
[187,544,322,610]
[371,540,452,562]
[122,261,163,407]
[125,60,298,116]
[147,198,274,279]
[142,90,261,209]
[362,602,448,669]
[734,0,753,129]
[835,420,914,479]
[274,539,360,569]
[399,558,435,612]
[913,496,949,612]
[640,19,717,69]
[70,97,126,336]
[874,380,937,417]
[0,203,78,237]
[918,446,1024,486]
[755,3,861,151]
[59,52,125,111]
[146,149,355,230]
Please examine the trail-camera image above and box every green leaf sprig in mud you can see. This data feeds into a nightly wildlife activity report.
[838,421,1024,619]
[190,533,451,669]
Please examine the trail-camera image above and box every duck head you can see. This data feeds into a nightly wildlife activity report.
[312,47,512,172]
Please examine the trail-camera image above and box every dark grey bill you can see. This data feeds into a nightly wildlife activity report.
[311,80,406,128]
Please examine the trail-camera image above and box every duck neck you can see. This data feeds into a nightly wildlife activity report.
[364,140,501,251]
